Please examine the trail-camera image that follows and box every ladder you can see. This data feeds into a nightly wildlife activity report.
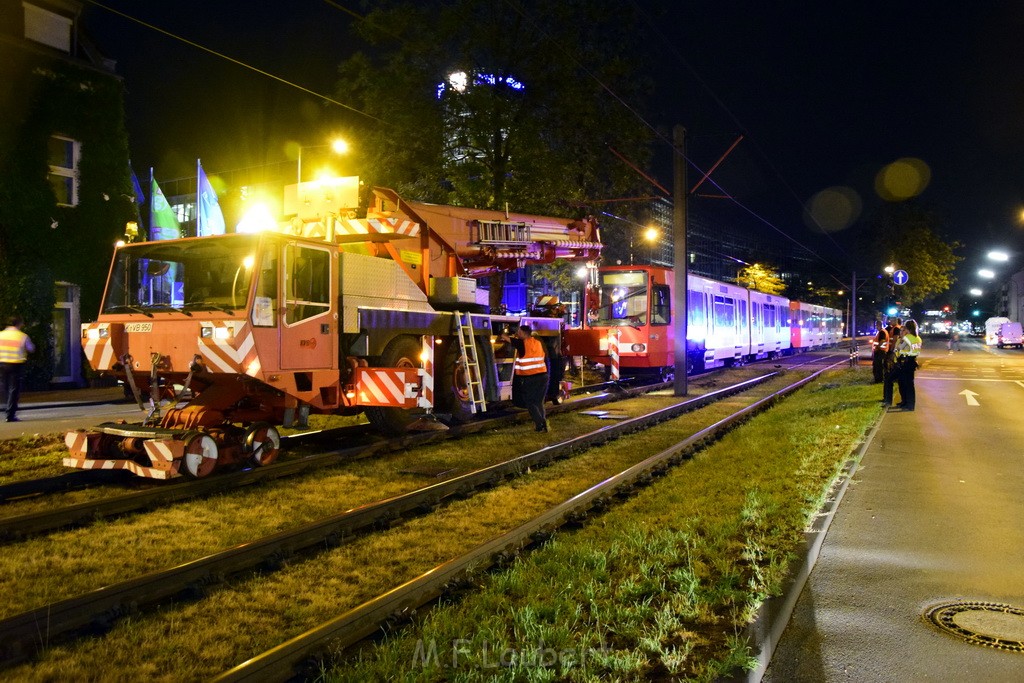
[455,312,487,414]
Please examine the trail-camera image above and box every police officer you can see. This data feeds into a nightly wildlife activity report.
[503,324,550,432]
[871,320,889,383]
[0,316,35,422]
[893,319,922,411]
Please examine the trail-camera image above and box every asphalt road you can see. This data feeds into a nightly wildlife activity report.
[0,402,144,440]
[764,336,1024,681]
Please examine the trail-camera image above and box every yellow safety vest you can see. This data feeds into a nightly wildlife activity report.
[513,336,547,376]
[897,333,922,358]
[0,327,31,364]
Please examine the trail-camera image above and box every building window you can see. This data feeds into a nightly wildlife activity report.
[23,2,73,53]
[48,135,80,206]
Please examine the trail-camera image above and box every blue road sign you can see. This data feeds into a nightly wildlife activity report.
[893,269,909,286]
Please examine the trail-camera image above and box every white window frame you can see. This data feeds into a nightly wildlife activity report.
[48,135,80,207]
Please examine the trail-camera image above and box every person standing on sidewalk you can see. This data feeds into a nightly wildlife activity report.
[881,320,901,406]
[871,321,889,383]
[503,324,550,432]
[0,316,35,422]
[893,319,922,411]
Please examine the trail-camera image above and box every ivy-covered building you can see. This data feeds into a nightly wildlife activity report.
[0,0,134,386]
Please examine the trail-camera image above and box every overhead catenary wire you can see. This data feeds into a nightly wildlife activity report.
[500,0,846,276]
[627,0,853,264]
[82,0,387,126]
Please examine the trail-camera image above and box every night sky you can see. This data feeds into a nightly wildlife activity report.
[80,1,1024,295]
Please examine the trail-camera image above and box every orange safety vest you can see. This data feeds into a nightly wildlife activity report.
[513,336,547,376]
[0,327,31,364]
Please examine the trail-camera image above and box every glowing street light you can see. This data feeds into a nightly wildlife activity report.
[987,250,1009,262]
[297,137,349,184]
[969,287,983,296]
[978,268,996,279]
[883,264,895,274]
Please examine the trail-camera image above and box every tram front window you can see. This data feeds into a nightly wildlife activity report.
[102,234,262,314]
[593,271,648,326]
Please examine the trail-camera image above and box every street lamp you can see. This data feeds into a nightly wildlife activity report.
[969,287,983,296]
[988,250,1009,262]
[297,138,349,184]
[644,227,659,264]
[883,264,895,274]
[979,268,996,279]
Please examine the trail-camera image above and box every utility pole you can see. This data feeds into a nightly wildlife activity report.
[673,125,688,396]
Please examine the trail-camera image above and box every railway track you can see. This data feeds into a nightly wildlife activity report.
[0,370,787,668]
[216,361,846,682]
[0,351,847,541]
[0,378,669,542]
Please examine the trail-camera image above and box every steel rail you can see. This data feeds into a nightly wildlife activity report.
[0,373,775,665]
[0,424,375,506]
[0,379,670,541]
[215,362,844,682]
[0,376,648,514]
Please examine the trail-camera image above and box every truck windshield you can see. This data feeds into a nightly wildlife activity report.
[102,235,262,314]
[592,271,648,326]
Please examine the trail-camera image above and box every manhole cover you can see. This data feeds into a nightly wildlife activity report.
[924,601,1024,652]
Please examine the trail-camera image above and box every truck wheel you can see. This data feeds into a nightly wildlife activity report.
[244,422,281,466]
[365,336,424,434]
[181,432,218,478]
[440,338,488,423]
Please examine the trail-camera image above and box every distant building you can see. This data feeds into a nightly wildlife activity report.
[1003,270,1024,323]
[0,0,133,385]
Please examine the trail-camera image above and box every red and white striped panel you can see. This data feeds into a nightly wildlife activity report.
[82,323,115,371]
[198,321,261,376]
[354,367,419,408]
[337,217,420,238]
[62,456,176,480]
[608,329,620,380]
[64,431,183,479]
[417,335,434,410]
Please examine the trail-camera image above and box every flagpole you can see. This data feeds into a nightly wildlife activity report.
[149,167,155,241]
[196,158,202,238]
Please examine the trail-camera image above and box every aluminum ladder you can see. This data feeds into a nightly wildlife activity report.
[455,312,487,414]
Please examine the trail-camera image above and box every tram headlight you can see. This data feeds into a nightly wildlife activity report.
[630,343,647,353]
[201,325,233,340]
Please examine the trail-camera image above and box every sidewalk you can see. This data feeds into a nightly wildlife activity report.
[18,385,128,410]
[763,345,1024,681]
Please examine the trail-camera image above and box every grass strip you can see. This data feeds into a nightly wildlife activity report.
[323,369,881,682]
[2,373,792,680]
[0,371,760,619]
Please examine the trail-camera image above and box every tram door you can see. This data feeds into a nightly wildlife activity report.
[280,242,336,370]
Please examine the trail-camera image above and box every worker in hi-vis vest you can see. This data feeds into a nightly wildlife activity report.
[0,316,35,422]
[503,324,550,432]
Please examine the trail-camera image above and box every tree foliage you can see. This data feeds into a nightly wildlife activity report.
[736,263,786,295]
[864,203,961,306]
[0,49,133,386]
[333,0,654,217]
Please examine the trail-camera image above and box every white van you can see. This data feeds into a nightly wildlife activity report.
[985,317,1011,345]
[997,321,1024,349]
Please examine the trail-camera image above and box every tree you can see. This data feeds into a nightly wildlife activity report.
[737,263,786,295]
[864,203,961,306]
[332,0,654,308]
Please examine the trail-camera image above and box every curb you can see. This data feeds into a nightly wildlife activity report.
[19,398,133,411]
[732,405,887,682]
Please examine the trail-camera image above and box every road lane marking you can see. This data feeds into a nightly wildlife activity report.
[959,390,981,406]
[920,377,1023,382]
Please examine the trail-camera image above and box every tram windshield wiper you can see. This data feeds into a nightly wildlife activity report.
[105,305,154,318]
[182,303,236,314]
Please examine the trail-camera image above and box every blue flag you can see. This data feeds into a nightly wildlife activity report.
[129,161,145,205]
[197,160,226,236]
